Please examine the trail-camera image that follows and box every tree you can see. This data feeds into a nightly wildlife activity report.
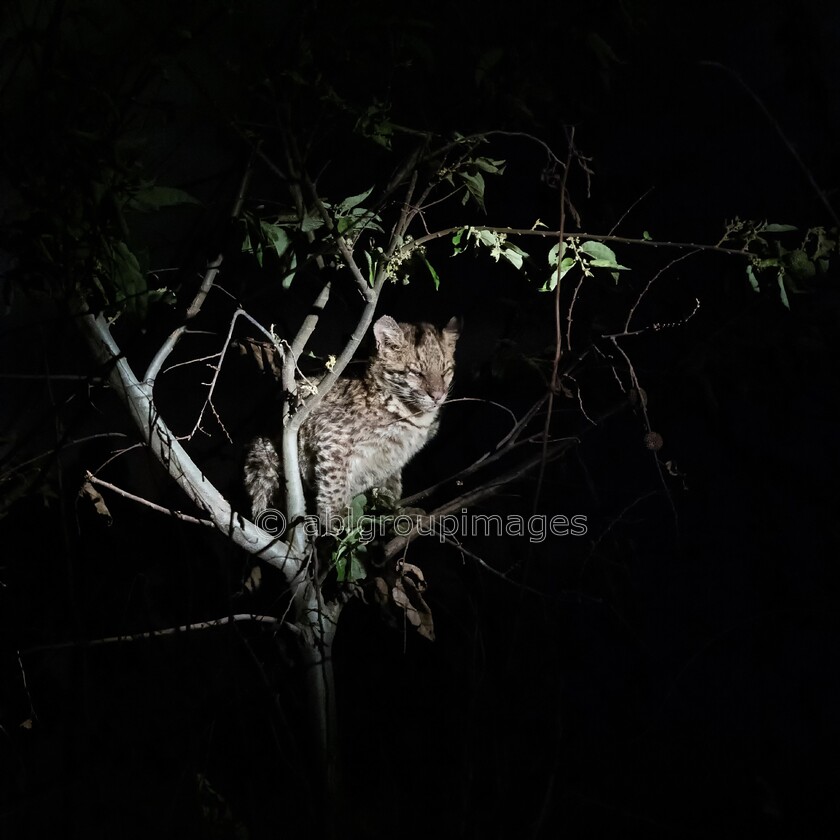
[4,1,839,837]
[0,3,609,831]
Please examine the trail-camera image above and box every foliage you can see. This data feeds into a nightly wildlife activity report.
[720,218,839,308]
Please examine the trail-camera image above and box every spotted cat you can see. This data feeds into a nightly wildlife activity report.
[244,315,460,529]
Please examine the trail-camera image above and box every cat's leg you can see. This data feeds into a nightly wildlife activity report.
[379,470,425,524]
[313,452,351,533]
[378,471,403,505]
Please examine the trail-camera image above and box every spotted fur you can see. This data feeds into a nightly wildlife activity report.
[244,315,460,528]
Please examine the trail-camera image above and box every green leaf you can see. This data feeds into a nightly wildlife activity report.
[776,271,790,309]
[589,258,630,270]
[127,185,200,213]
[349,495,367,525]
[335,186,374,215]
[473,229,497,248]
[241,213,267,265]
[108,240,147,318]
[643,230,652,241]
[335,543,367,583]
[364,250,376,286]
[763,223,797,233]
[423,256,440,290]
[459,170,486,209]
[812,227,836,261]
[787,249,816,279]
[501,242,528,271]
[337,208,383,236]
[355,104,393,149]
[580,240,630,272]
[745,264,760,293]
[579,240,618,263]
[147,288,177,306]
[452,227,466,255]
[501,250,522,270]
[346,553,367,582]
[472,157,506,175]
[260,222,291,260]
[559,256,576,274]
[281,252,298,289]
[300,209,324,233]
[541,257,576,291]
[548,241,566,266]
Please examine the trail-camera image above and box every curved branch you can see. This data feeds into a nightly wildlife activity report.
[383,438,578,560]
[144,158,256,384]
[408,225,750,257]
[72,298,304,577]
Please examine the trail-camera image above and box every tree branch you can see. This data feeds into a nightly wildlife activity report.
[383,438,578,560]
[407,225,750,257]
[144,158,256,384]
[71,298,304,577]
[21,614,281,654]
[85,472,214,527]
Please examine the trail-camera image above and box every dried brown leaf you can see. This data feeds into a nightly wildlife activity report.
[365,564,435,641]
[79,480,112,525]
[391,581,421,627]
[234,338,283,379]
[372,576,390,605]
[244,565,262,593]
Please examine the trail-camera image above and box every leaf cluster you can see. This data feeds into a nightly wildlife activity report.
[722,219,838,308]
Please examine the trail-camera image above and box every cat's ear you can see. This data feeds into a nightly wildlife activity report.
[373,315,405,350]
[443,316,462,343]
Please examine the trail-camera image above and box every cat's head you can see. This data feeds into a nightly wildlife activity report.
[371,315,461,412]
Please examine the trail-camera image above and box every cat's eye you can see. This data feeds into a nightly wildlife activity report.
[408,366,422,376]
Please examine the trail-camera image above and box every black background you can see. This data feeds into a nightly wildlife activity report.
[2,1,840,837]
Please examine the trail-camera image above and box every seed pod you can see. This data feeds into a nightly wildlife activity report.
[644,431,664,451]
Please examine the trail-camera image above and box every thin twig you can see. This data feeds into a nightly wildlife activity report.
[409,225,750,257]
[85,472,214,527]
[608,186,656,236]
[606,338,679,535]
[20,614,280,655]
[533,127,575,514]
[2,433,128,475]
[400,394,551,505]
[306,187,374,301]
[384,438,577,560]
[438,534,550,597]
[700,60,840,228]
[0,373,106,381]
[623,250,700,333]
[144,158,256,384]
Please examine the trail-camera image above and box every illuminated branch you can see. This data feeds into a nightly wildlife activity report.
[72,299,304,577]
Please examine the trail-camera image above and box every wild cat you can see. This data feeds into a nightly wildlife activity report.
[244,315,460,529]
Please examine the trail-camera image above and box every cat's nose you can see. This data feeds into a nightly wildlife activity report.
[427,378,447,403]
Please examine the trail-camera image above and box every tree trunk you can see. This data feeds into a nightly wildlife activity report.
[297,589,343,838]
